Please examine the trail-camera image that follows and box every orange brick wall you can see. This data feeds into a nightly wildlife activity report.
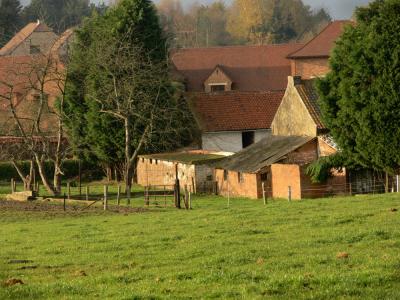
[291,58,330,79]
[215,169,260,199]
[271,164,301,200]
[282,140,318,165]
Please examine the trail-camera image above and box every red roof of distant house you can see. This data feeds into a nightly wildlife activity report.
[190,91,284,132]
[288,20,353,59]
[0,22,53,56]
[172,43,304,92]
[0,56,35,105]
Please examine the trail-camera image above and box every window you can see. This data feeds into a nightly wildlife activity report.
[238,172,244,183]
[242,131,255,148]
[155,159,158,165]
[260,172,269,182]
[210,84,225,92]
[223,170,228,181]
[30,45,40,54]
[150,159,153,164]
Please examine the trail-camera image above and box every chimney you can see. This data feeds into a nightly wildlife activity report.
[293,76,302,85]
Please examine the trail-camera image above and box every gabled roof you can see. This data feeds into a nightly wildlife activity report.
[294,78,325,130]
[0,56,35,102]
[0,22,53,56]
[172,43,304,92]
[288,20,353,59]
[214,135,315,173]
[205,65,232,83]
[190,91,284,132]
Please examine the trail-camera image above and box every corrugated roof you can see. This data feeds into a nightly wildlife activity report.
[0,22,53,56]
[214,135,315,173]
[288,20,352,59]
[172,43,304,92]
[140,152,225,165]
[189,91,284,132]
[294,79,325,130]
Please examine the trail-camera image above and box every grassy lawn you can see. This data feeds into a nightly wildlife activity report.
[1,193,400,299]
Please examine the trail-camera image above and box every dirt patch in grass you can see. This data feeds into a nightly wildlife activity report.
[0,199,146,216]
[3,278,24,287]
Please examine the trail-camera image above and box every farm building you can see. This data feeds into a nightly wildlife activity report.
[137,151,227,193]
[214,135,347,200]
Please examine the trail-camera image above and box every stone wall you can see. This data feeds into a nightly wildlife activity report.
[271,77,317,137]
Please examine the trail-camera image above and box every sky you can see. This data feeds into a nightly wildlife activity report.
[21,0,373,20]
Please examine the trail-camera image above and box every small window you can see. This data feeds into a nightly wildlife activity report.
[242,131,255,148]
[150,159,153,164]
[238,172,244,183]
[30,45,40,54]
[260,173,268,181]
[155,159,158,165]
[210,85,225,92]
[141,158,144,162]
[223,170,228,181]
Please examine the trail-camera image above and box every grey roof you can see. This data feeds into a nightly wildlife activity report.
[213,135,315,173]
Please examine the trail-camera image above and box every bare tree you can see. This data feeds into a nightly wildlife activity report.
[0,53,69,195]
[84,30,189,202]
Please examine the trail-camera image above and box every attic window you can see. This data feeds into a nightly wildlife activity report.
[238,172,244,183]
[242,131,255,149]
[30,45,40,54]
[210,84,226,92]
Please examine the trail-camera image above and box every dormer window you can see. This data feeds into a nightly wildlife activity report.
[210,84,226,92]
[204,65,233,93]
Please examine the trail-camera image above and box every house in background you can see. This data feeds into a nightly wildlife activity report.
[0,21,58,57]
[189,91,284,153]
[288,20,353,79]
[172,43,303,152]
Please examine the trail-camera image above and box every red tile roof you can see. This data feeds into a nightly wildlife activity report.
[294,78,326,130]
[172,43,304,92]
[0,22,53,56]
[0,56,35,106]
[189,91,285,132]
[288,20,353,59]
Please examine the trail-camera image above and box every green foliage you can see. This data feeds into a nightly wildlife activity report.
[21,0,106,33]
[0,160,103,182]
[1,193,400,298]
[0,0,22,47]
[64,0,197,170]
[317,0,400,174]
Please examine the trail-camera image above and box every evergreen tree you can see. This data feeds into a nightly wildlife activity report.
[0,0,22,47]
[317,0,400,174]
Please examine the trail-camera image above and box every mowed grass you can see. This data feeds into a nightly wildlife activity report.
[1,193,400,299]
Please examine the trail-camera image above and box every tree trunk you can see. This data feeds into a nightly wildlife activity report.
[11,159,34,191]
[124,118,132,204]
[35,154,56,196]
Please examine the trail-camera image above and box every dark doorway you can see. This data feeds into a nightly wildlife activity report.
[242,131,255,148]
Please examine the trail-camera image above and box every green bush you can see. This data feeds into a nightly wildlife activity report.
[0,160,104,182]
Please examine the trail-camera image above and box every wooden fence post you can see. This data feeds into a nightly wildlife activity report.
[103,185,108,211]
[117,184,121,206]
[85,186,89,201]
[288,186,292,202]
[184,185,189,210]
[175,179,181,209]
[63,193,66,211]
[227,179,230,208]
[189,191,192,210]
[67,182,71,200]
[11,178,15,193]
[262,182,267,205]
[397,175,399,193]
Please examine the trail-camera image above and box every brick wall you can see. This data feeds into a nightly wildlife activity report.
[215,169,260,199]
[270,164,301,200]
[281,140,318,165]
[291,58,330,79]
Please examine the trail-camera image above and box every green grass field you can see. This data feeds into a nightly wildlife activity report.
[1,192,400,299]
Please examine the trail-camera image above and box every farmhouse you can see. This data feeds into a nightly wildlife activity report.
[137,151,227,193]
[214,135,346,200]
